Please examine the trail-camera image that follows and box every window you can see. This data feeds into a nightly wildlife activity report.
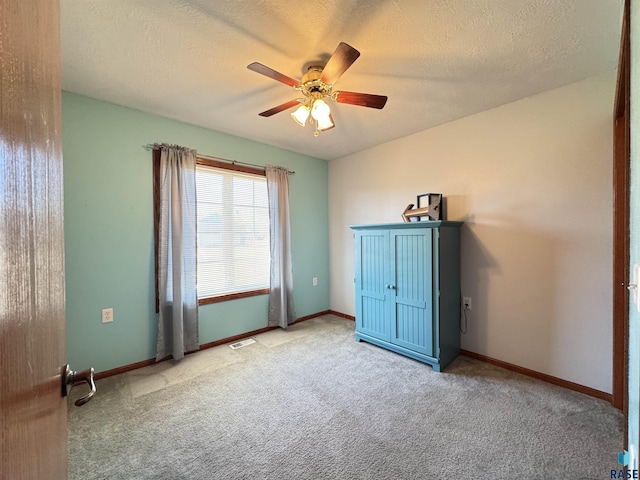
[195,159,270,304]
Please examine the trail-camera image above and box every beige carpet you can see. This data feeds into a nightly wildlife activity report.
[68,315,623,479]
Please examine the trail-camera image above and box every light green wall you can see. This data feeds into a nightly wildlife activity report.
[63,92,329,373]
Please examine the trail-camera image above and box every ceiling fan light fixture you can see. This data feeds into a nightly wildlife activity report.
[311,98,331,121]
[290,104,310,126]
[317,113,334,131]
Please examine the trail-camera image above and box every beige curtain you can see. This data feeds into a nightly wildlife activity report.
[265,165,296,328]
[156,144,199,361]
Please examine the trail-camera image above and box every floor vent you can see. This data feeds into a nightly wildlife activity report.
[229,338,256,350]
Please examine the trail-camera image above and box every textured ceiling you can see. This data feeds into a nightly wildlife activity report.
[60,0,623,161]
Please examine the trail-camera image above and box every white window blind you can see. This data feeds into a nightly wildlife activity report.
[196,164,270,298]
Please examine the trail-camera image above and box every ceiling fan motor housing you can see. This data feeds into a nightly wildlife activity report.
[301,65,331,99]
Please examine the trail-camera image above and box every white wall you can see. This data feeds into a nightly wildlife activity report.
[329,74,616,393]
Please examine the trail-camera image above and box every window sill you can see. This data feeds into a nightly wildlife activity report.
[198,288,270,305]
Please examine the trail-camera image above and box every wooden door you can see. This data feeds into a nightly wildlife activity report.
[612,0,630,417]
[390,229,434,357]
[0,0,67,478]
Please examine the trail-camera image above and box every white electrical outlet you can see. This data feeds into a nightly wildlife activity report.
[463,297,472,310]
[312,277,318,286]
[102,307,113,323]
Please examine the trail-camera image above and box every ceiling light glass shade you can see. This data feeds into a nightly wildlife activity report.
[317,113,334,131]
[291,104,310,126]
[311,98,331,120]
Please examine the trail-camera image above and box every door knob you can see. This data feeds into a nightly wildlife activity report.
[62,364,96,406]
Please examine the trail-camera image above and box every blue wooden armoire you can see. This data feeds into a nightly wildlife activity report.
[350,221,462,371]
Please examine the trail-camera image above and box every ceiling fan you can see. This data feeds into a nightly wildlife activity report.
[247,42,387,137]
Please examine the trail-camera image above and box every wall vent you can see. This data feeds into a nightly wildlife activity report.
[229,338,256,350]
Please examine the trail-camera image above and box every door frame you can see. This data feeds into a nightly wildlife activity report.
[612,0,630,420]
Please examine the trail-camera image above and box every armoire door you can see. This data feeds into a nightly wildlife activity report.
[354,230,391,341]
[390,229,435,357]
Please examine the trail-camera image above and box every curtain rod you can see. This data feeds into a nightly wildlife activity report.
[145,144,295,175]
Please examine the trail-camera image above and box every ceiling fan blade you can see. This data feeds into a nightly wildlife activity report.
[258,99,301,117]
[334,91,388,109]
[320,42,360,85]
[247,62,301,88]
